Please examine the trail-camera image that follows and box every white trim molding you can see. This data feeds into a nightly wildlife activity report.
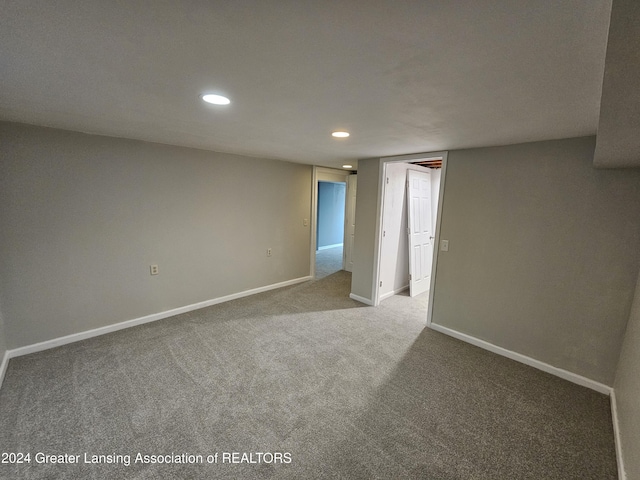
[379,285,409,302]
[428,323,613,395]
[349,293,374,306]
[5,276,313,361]
[610,390,627,480]
[426,154,448,326]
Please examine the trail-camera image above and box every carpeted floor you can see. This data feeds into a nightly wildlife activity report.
[315,245,343,279]
[0,271,617,479]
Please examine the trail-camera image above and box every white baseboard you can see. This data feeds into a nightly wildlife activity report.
[610,390,627,480]
[349,293,374,306]
[428,323,613,395]
[6,276,313,360]
[317,243,343,251]
[379,285,409,301]
[0,350,9,390]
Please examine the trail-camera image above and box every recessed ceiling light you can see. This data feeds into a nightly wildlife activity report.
[332,131,350,138]
[201,94,231,105]
[342,165,353,169]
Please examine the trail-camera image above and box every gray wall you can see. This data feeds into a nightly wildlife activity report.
[350,158,381,300]
[594,0,640,168]
[432,137,640,385]
[614,269,640,479]
[0,122,312,349]
[317,182,346,248]
[0,303,6,362]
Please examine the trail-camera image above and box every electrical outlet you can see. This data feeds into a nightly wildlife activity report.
[440,240,449,252]
[150,264,159,275]
[267,248,272,257]
[303,218,309,226]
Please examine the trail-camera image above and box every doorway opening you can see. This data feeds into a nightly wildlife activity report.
[311,167,357,279]
[374,152,447,321]
[316,181,346,278]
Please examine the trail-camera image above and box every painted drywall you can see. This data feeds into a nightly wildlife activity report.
[317,182,346,249]
[432,137,640,385]
[0,302,6,389]
[0,303,6,361]
[614,267,640,479]
[0,122,312,349]
[594,0,640,168]
[350,158,381,301]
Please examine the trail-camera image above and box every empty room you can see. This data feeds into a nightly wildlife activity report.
[1,1,640,479]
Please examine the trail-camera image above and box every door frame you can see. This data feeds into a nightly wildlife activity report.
[372,151,448,326]
[344,173,357,273]
[311,166,352,277]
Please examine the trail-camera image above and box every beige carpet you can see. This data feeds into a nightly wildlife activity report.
[315,245,343,279]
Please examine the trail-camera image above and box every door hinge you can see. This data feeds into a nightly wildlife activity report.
[386,177,389,184]
[379,281,383,287]
[383,230,386,237]
[409,274,412,280]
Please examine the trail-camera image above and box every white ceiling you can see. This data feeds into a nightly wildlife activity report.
[0,0,612,169]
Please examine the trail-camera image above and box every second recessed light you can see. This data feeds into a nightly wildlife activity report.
[202,94,231,105]
[332,131,350,138]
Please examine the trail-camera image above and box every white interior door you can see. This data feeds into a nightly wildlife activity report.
[407,169,432,297]
[379,164,410,299]
[343,174,357,272]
